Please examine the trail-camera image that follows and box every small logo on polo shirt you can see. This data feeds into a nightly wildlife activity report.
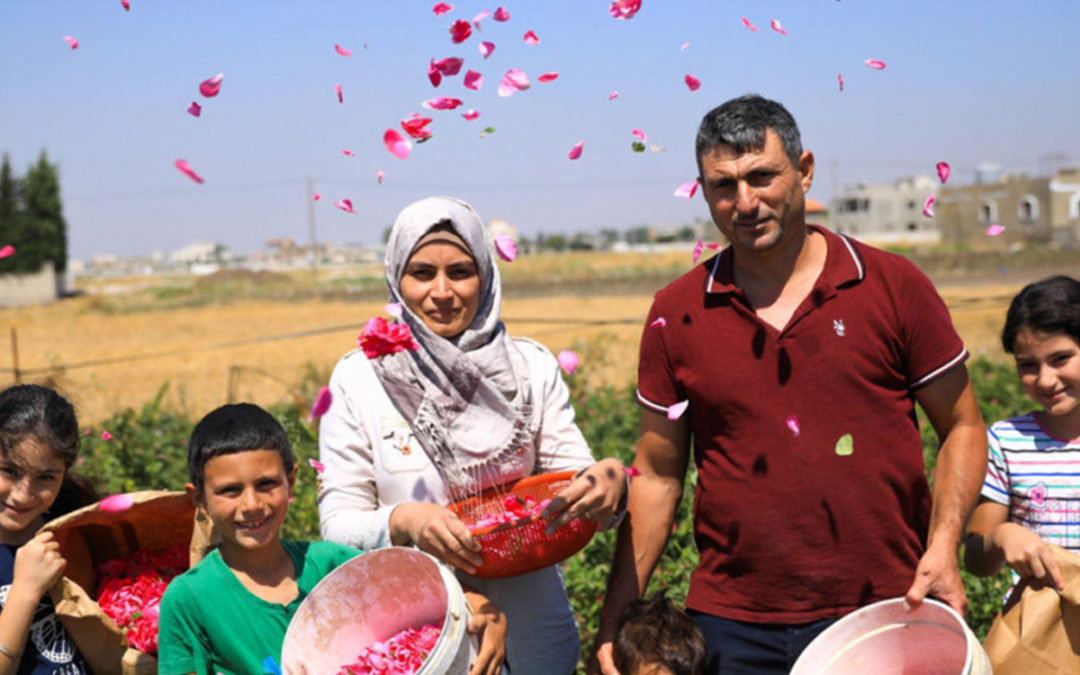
[833,319,846,337]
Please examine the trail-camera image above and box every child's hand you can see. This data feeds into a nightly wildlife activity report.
[464,590,506,675]
[992,522,1066,590]
[13,531,67,598]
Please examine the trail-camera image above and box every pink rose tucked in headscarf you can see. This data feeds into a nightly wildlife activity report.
[359,317,420,358]
[609,0,642,19]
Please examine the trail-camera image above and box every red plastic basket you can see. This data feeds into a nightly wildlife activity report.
[449,471,598,578]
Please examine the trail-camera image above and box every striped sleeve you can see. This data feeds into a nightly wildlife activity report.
[981,427,1010,505]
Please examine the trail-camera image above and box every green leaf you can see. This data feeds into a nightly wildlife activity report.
[480,127,497,138]
[630,141,646,153]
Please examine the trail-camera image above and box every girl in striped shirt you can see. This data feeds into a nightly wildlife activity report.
[966,275,1080,590]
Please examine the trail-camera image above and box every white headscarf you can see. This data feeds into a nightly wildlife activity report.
[372,196,535,499]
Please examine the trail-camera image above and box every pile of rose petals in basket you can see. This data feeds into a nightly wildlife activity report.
[467,494,552,533]
[95,542,189,654]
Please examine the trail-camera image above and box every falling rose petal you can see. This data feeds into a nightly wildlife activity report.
[692,239,704,264]
[680,41,690,51]
[122,0,130,10]
[706,242,721,250]
[450,19,472,44]
[608,0,642,20]
[384,129,413,159]
[199,73,224,97]
[309,386,333,421]
[493,6,510,21]
[523,30,540,46]
[608,90,619,100]
[385,302,404,319]
[334,43,352,57]
[101,430,114,442]
[422,96,464,110]
[623,466,642,477]
[537,71,559,83]
[674,180,698,199]
[312,192,321,201]
[741,17,759,32]
[428,60,443,87]
[341,149,355,157]
[336,83,343,103]
[864,59,887,70]
[567,141,585,161]
[432,2,453,16]
[667,400,689,421]
[334,198,355,213]
[986,224,1006,237]
[187,101,202,117]
[376,170,385,184]
[401,115,434,139]
[631,129,647,142]
[936,161,951,184]
[308,458,326,474]
[174,159,204,184]
[922,193,935,218]
[464,69,483,90]
[473,10,490,29]
[650,317,667,328]
[770,19,788,35]
[497,68,531,97]
[99,494,136,513]
[557,350,579,375]
[462,109,480,120]
[63,35,79,49]
[786,415,801,437]
[479,41,495,59]
[838,73,844,92]
[433,57,464,76]
[684,74,701,92]
[493,234,517,262]
[0,246,14,260]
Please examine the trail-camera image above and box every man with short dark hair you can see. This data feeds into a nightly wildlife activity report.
[592,95,987,674]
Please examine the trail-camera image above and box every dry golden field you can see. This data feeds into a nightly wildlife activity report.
[0,251,1046,424]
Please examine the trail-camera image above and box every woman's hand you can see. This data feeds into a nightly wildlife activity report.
[13,531,66,598]
[992,522,1066,590]
[464,590,506,675]
[389,502,484,574]
[543,458,628,534]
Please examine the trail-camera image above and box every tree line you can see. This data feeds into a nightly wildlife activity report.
[0,151,68,274]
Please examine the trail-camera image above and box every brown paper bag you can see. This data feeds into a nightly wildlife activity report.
[41,490,218,675]
[983,544,1080,674]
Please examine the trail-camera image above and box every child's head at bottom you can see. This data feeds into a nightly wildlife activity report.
[613,594,706,675]
[186,403,297,552]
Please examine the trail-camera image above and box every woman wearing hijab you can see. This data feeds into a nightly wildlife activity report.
[318,196,629,675]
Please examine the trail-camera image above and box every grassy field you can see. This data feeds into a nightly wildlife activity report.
[0,248,1062,424]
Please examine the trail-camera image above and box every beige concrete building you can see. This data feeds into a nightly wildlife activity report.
[829,175,940,246]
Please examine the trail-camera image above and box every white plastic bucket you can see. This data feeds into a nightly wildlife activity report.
[790,598,992,675]
[280,547,474,675]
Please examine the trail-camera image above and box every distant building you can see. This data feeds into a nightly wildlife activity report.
[0,261,61,306]
[830,176,939,245]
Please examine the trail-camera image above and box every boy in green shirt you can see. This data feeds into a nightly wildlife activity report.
[158,403,506,675]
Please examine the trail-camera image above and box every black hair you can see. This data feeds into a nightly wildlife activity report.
[695,94,803,175]
[0,384,98,518]
[613,594,707,675]
[1001,275,1080,353]
[187,403,295,492]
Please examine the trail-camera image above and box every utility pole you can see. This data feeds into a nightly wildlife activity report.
[305,174,318,282]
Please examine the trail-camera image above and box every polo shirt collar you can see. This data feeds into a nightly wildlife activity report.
[704,224,865,295]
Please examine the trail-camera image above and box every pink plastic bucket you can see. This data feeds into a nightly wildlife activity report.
[280,547,473,675]
[791,598,991,675]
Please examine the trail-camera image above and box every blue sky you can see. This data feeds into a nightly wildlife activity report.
[2,1,1078,259]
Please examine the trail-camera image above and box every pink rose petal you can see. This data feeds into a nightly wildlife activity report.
[674,180,698,199]
[433,57,464,76]
[334,43,352,57]
[428,60,443,87]
[608,91,619,100]
[336,83,343,103]
[838,73,844,92]
[479,41,495,59]
[0,246,14,260]
[741,17,759,32]
[63,35,79,49]
[650,317,667,328]
[567,141,584,160]
[422,96,464,110]
[922,193,935,218]
[174,159,204,184]
[432,2,453,16]
[667,400,689,420]
[401,115,434,139]
[986,224,1006,237]
[770,19,788,35]
[341,149,355,157]
[376,170,385,184]
[122,0,130,10]
[786,415,801,437]
[623,466,642,477]
[936,161,950,184]
[497,68,531,97]
[308,458,326,474]
[309,386,333,421]
[684,74,701,91]
[680,41,690,51]
[101,430,114,442]
[384,129,412,159]
[473,10,490,29]
[523,30,540,46]
[864,59,887,70]
[494,234,517,262]
[493,6,509,21]
[385,302,403,319]
[334,198,355,213]
[692,239,704,264]
[464,70,483,90]
[462,109,480,120]
[608,0,641,20]
[537,71,559,82]
[631,129,647,142]
[187,101,201,117]
[450,19,472,44]
[312,192,321,201]
[557,350,579,375]
[98,494,135,513]
[706,242,721,250]
[199,73,224,98]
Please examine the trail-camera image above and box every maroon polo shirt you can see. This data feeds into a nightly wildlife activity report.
[637,225,967,623]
